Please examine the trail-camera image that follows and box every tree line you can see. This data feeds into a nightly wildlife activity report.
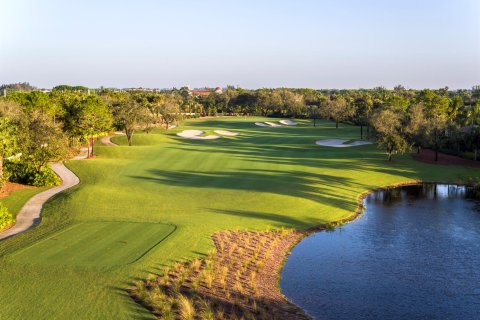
[0,84,479,189]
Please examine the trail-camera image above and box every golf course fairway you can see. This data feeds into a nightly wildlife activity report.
[0,117,478,319]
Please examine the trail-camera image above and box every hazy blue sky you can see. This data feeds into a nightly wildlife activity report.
[1,0,479,89]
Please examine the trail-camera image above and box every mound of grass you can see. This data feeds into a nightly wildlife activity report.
[12,221,175,268]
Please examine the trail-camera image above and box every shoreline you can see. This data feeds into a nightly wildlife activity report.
[132,180,446,319]
[275,179,480,317]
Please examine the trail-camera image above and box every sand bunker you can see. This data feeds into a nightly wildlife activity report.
[279,120,298,126]
[315,139,372,147]
[264,122,283,127]
[255,122,269,127]
[177,130,220,140]
[214,130,240,136]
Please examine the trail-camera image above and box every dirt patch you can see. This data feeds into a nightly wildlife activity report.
[130,229,310,319]
[0,182,33,199]
[411,149,480,167]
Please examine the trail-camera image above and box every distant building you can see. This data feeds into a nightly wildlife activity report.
[189,87,222,96]
[124,88,160,92]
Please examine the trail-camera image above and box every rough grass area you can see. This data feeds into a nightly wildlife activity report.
[1,117,479,319]
[12,221,175,267]
[131,229,308,320]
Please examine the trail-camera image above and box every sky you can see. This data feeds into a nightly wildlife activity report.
[1,0,479,89]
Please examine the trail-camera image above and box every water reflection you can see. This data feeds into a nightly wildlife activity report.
[281,184,480,320]
[370,184,479,205]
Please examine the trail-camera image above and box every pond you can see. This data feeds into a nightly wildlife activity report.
[280,184,480,319]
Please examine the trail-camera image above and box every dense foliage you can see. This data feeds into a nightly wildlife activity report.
[0,203,13,230]
[4,159,61,187]
[1,83,479,171]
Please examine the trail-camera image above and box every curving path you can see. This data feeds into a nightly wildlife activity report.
[0,163,80,240]
[100,135,118,146]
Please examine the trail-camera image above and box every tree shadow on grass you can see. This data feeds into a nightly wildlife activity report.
[209,208,322,229]
[109,285,156,320]
[165,138,423,181]
[129,168,360,211]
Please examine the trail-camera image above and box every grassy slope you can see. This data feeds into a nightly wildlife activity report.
[0,117,478,319]
[1,187,48,217]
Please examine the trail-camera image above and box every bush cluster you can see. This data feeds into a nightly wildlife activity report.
[4,159,61,187]
[0,203,14,230]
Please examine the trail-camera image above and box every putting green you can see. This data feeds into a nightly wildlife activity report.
[12,221,175,267]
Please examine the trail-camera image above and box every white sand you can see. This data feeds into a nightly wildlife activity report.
[214,130,240,136]
[279,120,298,126]
[315,139,372,148]
[168,125,177,130]
[177,130,221,140]
[255,122,269,127]
[264,121,283,127]
[191,135,221,140]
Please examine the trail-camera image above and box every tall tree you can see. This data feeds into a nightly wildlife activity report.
[354,94,373,139]
[77,96,113,157]
[153,94,181,129]
[110,93,146,146]
[406,103,427,154]
[307,105,321,127]
[464,126,480,161]
[425,113,448,161]
[0,117,17,185]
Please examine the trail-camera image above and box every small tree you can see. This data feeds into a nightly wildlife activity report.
[370,109,409,161]
[111,93,146,146]
[322,96,354,129]
[15,111,68,173]
[153,94,181,129]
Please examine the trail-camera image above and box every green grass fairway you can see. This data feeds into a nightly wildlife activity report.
[1,117,479,319]
[12,222,175,267]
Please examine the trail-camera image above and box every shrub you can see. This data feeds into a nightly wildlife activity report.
[32,168,61,187]
[0,203,14,230]
[4,159,60,187]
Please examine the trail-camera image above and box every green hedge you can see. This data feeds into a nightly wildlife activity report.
[0,203,14,230]
[4,159,61,187]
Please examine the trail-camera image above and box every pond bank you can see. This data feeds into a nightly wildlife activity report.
[281,183,480,319]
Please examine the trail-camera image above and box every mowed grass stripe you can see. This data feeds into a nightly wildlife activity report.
[43,223,114,262]
[12,222,175,267]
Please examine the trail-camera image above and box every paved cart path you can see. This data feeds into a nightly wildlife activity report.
[100,135,117,146]
[0,163,80,240]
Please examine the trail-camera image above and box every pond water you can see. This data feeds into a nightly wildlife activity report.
[280,184,480,319]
